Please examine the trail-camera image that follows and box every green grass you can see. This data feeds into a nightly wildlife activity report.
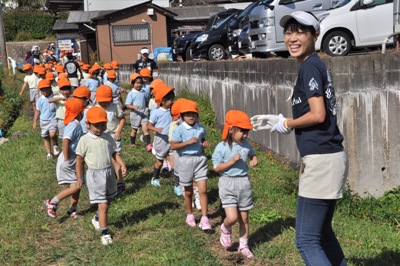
[1,75,400,265]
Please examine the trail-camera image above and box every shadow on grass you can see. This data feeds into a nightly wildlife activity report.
[59,204,98,224]
[249,217,296,248]
[112,201,180,229]
[348,249,400,266]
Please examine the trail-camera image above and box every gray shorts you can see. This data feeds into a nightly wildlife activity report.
[57,119,65,139]
[173,150,180,176]
[218,176,253,211]
[29,88,38,102]
[109,132,121,154]
[86,166,117,204]
[90,91,97,106]
[40,119,57,137]
[56,152,77,185]
[153,134,170,160]
[178,155,208,187]
[130,108,149,129]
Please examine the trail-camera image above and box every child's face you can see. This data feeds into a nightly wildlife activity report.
[142,77,149,84]
[87,122,107,136]
[60,88,71,99]
[108,78,116,83]
[161,97,174,109]
[230,127,249,144]
[182,112,198,126]
[98,101,111,109]
[40,74,46,79]
[40,87,52,97]
[132,78,143,91]
[25,69,33,75]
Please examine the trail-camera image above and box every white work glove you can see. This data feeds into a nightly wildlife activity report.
[271,114,292,134]
[250,114,279,131]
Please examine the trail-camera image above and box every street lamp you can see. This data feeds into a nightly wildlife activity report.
[142,19,153,56]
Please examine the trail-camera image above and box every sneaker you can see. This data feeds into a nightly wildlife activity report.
[67,211,79,219]
[174,186,183,196]
[101,234,113,245]
[139,134,144,142]
[220,226,232,248]
[130,144,136,148]
[92,215,100,230]
[151,177,161,187]
[117,182,126,192]
[146,143,153,152]
[53,145,60,156]
[43,199,57,218]
[238,244,254,259]
[46,153,53,160]
[186,214,196,227]
[195,197,201,211]
[198,216,212,231]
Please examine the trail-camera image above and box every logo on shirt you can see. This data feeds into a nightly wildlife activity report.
[309,78,319,91]
[325,71,337,115]
[292,97,302,106]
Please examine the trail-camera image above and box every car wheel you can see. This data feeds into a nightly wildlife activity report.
[323,31,352,56]
[184,46,192,61]
[208,44,226,61]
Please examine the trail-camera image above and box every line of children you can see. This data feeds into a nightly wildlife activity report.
[19,64,38,112]
[48,78,71,139]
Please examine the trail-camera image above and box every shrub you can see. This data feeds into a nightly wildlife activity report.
[0,78,24,136]
[15,31,32,42]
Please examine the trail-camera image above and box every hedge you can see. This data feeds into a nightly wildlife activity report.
[0,78,24,136]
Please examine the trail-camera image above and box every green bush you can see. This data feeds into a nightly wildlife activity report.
[0,81,24,136]
[15,31,32,42]
[4,10,54,41]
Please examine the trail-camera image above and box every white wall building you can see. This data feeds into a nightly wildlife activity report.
[84,0,170,11]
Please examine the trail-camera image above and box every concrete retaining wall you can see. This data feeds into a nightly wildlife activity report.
[158,53,400,198]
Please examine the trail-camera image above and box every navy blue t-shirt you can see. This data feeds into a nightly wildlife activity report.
[292,54,343,157]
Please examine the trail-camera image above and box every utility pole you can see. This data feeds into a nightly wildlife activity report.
[0,4,8,75]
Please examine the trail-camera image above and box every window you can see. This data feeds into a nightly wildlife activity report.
[112,24,151,45]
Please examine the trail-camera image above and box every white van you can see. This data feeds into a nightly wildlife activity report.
[315,0,393,56]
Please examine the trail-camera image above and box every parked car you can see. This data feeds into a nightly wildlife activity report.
[172,9,241,61]
[190,10,242,61]
[238,24,251,55]
[315,0,393,56]
[227,0,263,56]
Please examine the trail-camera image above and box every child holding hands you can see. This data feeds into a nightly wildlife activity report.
[212,110,258,259]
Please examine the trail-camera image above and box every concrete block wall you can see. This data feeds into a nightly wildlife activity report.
[159,53,400,198]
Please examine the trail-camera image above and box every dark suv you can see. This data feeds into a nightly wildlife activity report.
[172,9,240,61]
[189,10,242,61]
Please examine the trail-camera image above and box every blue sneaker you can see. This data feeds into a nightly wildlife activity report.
[151,177,161,187]
[174,186,183,196]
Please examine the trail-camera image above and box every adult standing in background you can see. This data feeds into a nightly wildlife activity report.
[64,53,83,92]
[133,47,160,78]
[251,11,348,266]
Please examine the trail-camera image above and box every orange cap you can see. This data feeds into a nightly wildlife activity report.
[150,78,164,89]
[45,72,55,81]
[179,100,198,114]
[58,78,71,89]
[33,65,41,73]
[155,84,174,106]
[170,98,188,121]
[111,60,119,69]
[45,64,52,70]
[222,110,253,140]
[91,64,101,71]
[23,64,33,71]
[58,73,68,79]
[82,64,90,71]
[78,62,84,66]
[139,68,151,78]
[38,79,51,90]
[37,67,46,75]
[130,73,141,83]
[107,70,117,79]
[103,63,112,70]
[64,98,85,125]
[86,106,108,124]
[56,65,65,73]
[72,86,91,98]
[96,85,113,102]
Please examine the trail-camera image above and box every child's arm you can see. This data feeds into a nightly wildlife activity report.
[75,155,84,189]
[114,116,125,141]
[19,82,28,96]
[48,97,65,103]
[62,138,70,160]
[112,152,128,177]
[125,104,139,110]
[147,122,162,134]
[170,138,198,150]
[32,109,40,129]
[249,155,258,167]
[214,153,241,173]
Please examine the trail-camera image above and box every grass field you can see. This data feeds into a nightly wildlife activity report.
[1,76,400,265]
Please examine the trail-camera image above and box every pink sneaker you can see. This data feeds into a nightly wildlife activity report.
[198,216,212,231]
[186,214,196,227]
[146,143,153,152]
[220,226,232,248]
[238,244,254,259]
[43,199,57,218]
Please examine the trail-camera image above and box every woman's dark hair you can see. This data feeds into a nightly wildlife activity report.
[284,17,317,36]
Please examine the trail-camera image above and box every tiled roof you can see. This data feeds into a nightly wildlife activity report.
[168,5,226,20]
[67,10,116,24]
[52,20,79,31]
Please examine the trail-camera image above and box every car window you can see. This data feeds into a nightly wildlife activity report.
[236,1,260,21]
[331,0,352,8]
[214,13,238,29]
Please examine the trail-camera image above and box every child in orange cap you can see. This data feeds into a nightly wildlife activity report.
[125,73,152,150]
[71,86,91,133]
[80,64,90,86]
[139,68,152,104]
[111,60,119,82]
[148,84,175,187]
[44,98,85,219]
[96,85,126,192]
[212,110,258,259]
[19,63,38,112]
[105,70,123,106]
[48,78,72,138]
[86,66,101,105]
[148,79,164,111]
[33,79,60,160]
[76,106,128,245]
[46,72,59,95]
[170,100,212,230]
[102,63,113,84]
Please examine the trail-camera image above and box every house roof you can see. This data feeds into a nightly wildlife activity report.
[45,0,83,11]
[91,1,177,21]
[168,5,226,21]
[53,19,79,31]
[67,10,117,24]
